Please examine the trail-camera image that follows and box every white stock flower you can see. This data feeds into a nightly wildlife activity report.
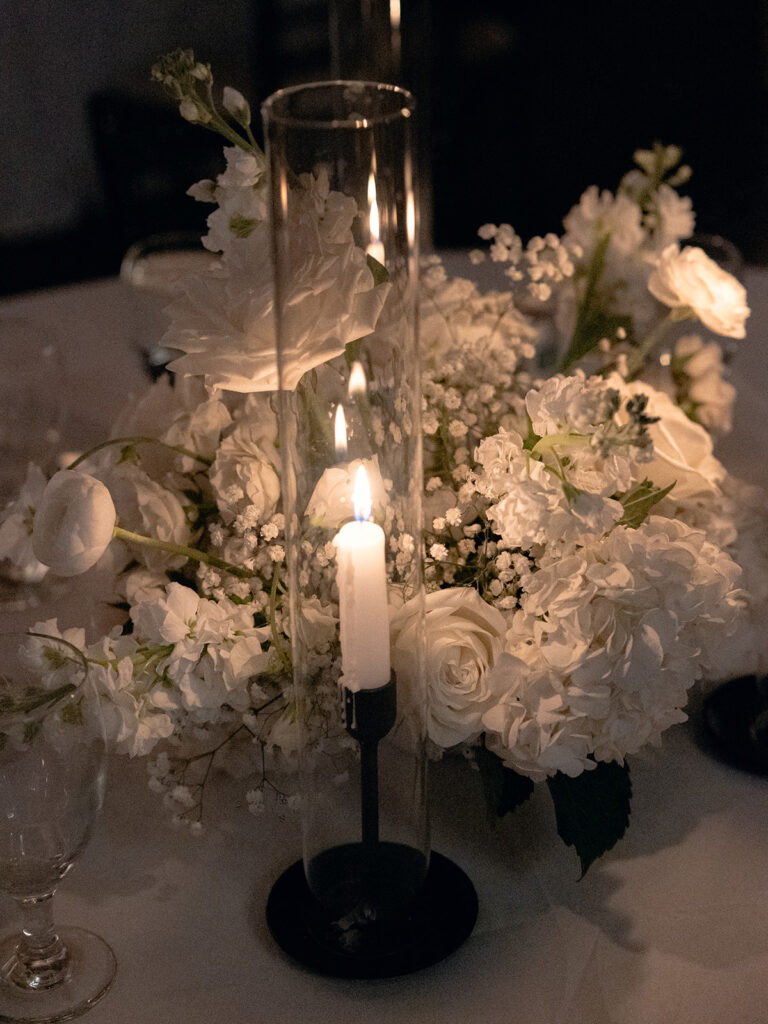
[391,587,507,748]
[674,334,736,433]
[654,184,695,249]
[85,635,176,757]
[188,145,268,254]
[0,463,49,582]
[563,186,644,257]
[207,630,272,691]
[32,470,116,576]
[648,244,749,339]
[131,581,253,648]
[131,582,262,712]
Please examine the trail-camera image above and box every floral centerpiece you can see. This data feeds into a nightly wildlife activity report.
[2,51,766,874]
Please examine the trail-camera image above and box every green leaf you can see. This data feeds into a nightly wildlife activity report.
[228,214,257,238]
[546,759,632,877]
[23,719,43,745]
[366,252,389,286]
[617,479,675,529]
[559,233,634,372]
[345,337,363,365]
[521,414,540,453]
[118,444,141,465]
[476,742,534,825]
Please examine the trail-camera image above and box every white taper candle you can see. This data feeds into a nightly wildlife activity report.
[333,465,390,691]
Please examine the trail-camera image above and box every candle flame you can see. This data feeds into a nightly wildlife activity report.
[366,167,385,263]
[368,170,380,238]
[353,464,373,522]
[334,404,348,458]
[348,360,367,396]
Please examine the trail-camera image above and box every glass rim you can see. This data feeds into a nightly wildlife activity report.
[261,79,416,130]
[0,631,90,727]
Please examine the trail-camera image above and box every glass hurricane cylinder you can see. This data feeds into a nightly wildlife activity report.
[262,82,428,955]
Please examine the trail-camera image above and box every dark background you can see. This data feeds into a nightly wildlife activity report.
[3,0,768,294]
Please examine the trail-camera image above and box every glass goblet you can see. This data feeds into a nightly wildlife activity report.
[0,319,68,611]
[0,632,116,1022]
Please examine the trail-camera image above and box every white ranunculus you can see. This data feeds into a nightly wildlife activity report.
[390,587,507,748]
[32,470,116,576]
[648,244,749,339]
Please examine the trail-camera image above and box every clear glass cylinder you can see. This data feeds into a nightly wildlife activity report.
[262,82,426,928]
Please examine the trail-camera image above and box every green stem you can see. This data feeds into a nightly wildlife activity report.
[113,526,256,579]
[67,437,212,471]
[625,310,684,378]
[268,570,291,669]
[559,233,611,372]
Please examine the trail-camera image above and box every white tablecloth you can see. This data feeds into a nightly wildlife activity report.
[1,273,768,1023]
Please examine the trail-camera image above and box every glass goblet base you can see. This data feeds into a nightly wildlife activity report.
[0,927,116,1023]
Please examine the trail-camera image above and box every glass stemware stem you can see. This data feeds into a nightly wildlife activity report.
[5,892,69,991]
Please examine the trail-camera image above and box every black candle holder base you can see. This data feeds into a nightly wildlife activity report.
[701,675,768,775]
[266,848,478,978]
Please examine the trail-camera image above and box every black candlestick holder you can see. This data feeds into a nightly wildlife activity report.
[701,674,768,774]
[266,676,478,978]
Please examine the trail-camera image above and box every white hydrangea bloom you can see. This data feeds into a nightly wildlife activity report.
[482,517,743,779]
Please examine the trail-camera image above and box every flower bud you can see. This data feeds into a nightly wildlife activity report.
[32,470,116,576]
[179,98,212,124]
[222,86,251,125]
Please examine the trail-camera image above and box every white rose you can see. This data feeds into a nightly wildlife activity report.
[32,470,116,576]
[390,587,507,748]
[617,378,726,500]
[305,457,388,527]
[648,244,749,339]
[106,466,192,570]
[295,596,338,652]
[210,413,281,525]
[166,170,389,394]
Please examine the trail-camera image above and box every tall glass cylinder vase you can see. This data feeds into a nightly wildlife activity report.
[262,81,460,975]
